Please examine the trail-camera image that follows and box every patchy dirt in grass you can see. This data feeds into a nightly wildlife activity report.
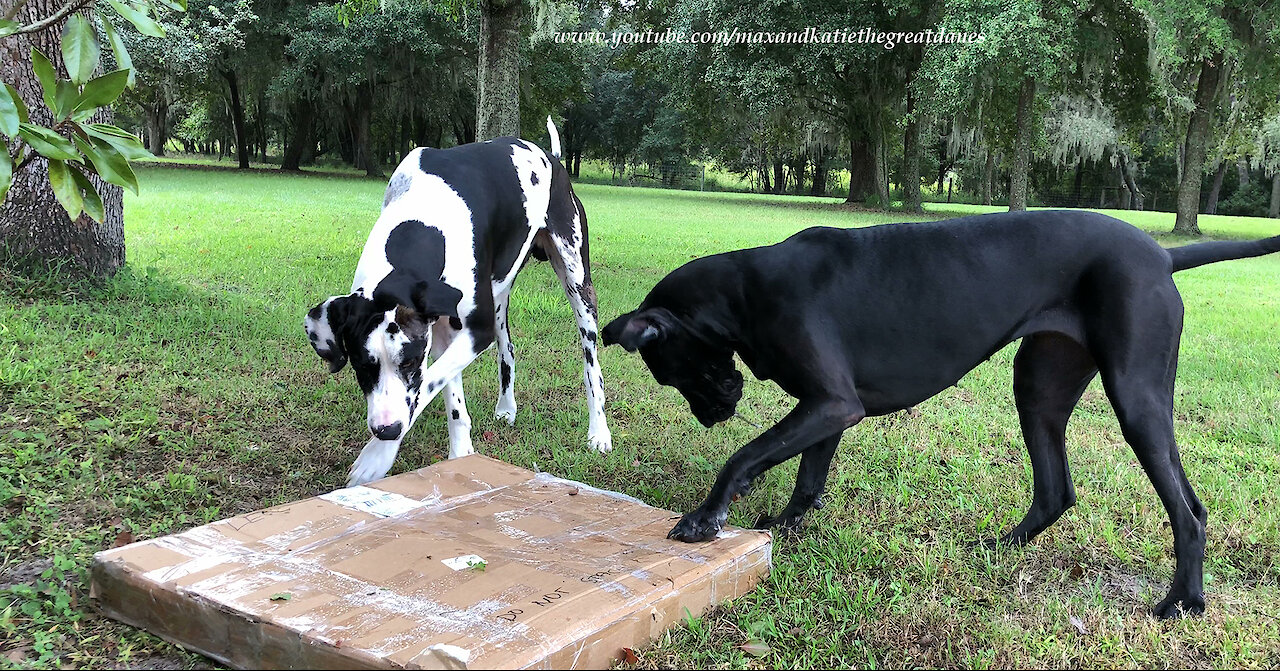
[0,557,51,590]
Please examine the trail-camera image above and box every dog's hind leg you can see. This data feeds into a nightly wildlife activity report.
[493,288,518,425]
[753,434,841,533]
[538,219,612,453]
[994,332,1097,547]
[432,320,474,459]
[1095,284,1205,618]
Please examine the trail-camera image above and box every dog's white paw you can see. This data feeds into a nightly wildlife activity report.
[494,403,517,425]
[589,430,613,454]
[448,437,475,459]
[347,438,400,486]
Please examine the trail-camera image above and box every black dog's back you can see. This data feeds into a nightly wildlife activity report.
[672,210,1167,413]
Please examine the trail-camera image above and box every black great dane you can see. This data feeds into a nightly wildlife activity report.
[602,210,1280,618]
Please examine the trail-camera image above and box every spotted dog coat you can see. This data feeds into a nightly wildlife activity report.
[306,119,612,486]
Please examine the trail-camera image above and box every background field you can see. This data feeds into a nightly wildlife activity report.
[2,165,1279,668]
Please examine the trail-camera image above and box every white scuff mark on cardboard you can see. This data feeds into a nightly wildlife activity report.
[321,486,430,518]
[442,554,486,571]
[530,472,646,505]
[425,643,471,669]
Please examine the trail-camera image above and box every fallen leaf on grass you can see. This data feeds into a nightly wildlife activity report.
[7,647,31,664]
[269,592,292,601]
[740,638,770,657]
[620,647,639,664]
[482,430,496,442]
[112,530,133,548]
[1069,615,1088,635]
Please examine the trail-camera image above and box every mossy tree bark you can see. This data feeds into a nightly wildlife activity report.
[0,0,125,278]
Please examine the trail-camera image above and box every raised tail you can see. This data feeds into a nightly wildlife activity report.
[546,115,562,160]
[1169,235,1280,272]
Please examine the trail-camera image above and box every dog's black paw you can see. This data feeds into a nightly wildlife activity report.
[752,511,804,536]
[1153,592,1205,619]
[667,509,724,543]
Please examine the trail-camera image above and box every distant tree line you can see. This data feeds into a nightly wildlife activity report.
[111,0,1280,234]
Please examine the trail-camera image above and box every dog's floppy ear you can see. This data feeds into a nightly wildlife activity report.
[394,304,433,340]
[602,309,667,352]
[411,280,463,321]
[305,295,353,373]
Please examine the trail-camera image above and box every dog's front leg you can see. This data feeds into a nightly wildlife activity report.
[409,328,493,431]
[668,397,865,542]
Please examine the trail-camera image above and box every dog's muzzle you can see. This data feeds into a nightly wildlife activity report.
[370,421,403,441]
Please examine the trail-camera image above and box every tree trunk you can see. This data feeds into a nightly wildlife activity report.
[221,69,251,169]
[1205,160,1227,215]
[256,91,267,163]
[1121,153,1143,210]
[903,93,922,212]
[846,134,877,204]
[477,0,522,140]
[346,83,382,178]
[1008,75,1036,212]
[873,127,889,208]
[1270,172,1280,218]
[1070,155,1085,207]
[280,98,314,171]
[810,146,828,196]
[982,150,994,206]
[145,90,168,157]
[772,158,784,194]
[1236,158,1250,188]
[1118,161,1132,210]
[1174,53,1223,236]
[0,0,124,278]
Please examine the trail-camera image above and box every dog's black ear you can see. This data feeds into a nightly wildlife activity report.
[305,295,352,373]
[602,309,666,352]
[410,280,463,321]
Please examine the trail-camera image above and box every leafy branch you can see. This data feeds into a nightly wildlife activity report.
[0,0,184,218]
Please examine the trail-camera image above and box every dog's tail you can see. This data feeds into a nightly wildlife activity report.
[546,115,562,160]
[1168,235,1280,272]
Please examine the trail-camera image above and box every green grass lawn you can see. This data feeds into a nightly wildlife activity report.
[2,164,1280,669]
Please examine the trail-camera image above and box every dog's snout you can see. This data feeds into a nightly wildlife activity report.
[370,421,403,441]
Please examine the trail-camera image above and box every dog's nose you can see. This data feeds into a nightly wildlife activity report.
[370,422,403,441]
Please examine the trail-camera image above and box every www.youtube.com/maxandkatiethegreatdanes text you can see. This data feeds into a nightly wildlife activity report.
[552,27,986,51]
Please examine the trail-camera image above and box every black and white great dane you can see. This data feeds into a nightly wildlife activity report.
[601,210,1280,618]
[306,118,611,486]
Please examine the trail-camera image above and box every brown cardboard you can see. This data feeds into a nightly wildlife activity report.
[90,455,772,669]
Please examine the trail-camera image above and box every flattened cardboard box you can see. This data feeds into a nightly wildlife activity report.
[90,455,772,669]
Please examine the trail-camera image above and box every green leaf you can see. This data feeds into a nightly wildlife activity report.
[54,80,78,120]
[61,15,100,85]
[268,592,292,601]
[155,0,187,11]
[0,19,19,37]
[74,135,139,194]
[46,159,84,219]
[0,144,12,202]
[0,85,19,137]
[74,69,130,114]
[69,165,104,222]
[4,84,29,125]
[739,638,770,658]
[84,123,152,160]
[18,123,79,160]
[107,0,165,37]
[31,49,58,111]
[99,16,135,88]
